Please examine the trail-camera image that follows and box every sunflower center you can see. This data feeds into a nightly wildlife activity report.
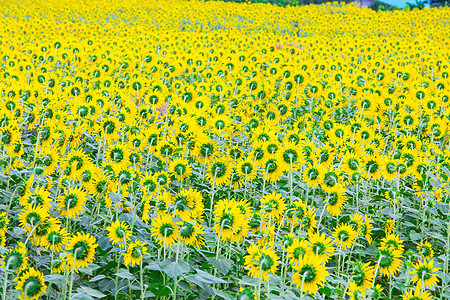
[73,241,88,260]
[293,247,306,260]
[259,254,273,271]
[180,223,194,238]
[312,243,324,255]
[26,213,40,226]
[352,268,365,286]
[265,159,277,173]
[6,252,22,270]
[200,143,214,157]
[265,199,278,213]
[323,172,338,187]
[366,160,379,174]
[174,163,186,175]
[160,223,174,237]
[308,168,319,181]
[115,228,126,239]
[48,231,63,244]
[213,162,227,177]
[283,150,298,164]
[378,250,394,268]
[220,213,234,228]
[65,194,78,209]
[417,266,432,280]
[23,277,42,297]
[338,230,350,242]
[241,163,253,174]
[328,193,338,206]
[132,246,142,259]
[298,264,316,283]
[348,158,359,170]
[111,148,124,162]
[29,195,44,207]
[175,196,188,211]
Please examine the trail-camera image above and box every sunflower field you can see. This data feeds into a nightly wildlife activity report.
[0,0,449,299]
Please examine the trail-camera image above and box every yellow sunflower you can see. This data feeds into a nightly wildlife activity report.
[410,259,440,289]
[332,223,357,249]
[66,232,98,270]
[57,186,88,219]
[168,157,193,182]
[244,243,279,281]
[260,191,286,222]
[292,255,329,295]
[124,240,148,267]
[307,231,335,264]
[151,213,179,247]
[106,220,131,248]
[14,267,47,300]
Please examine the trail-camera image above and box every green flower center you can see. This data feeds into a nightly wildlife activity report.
[298,264,316,283]
[23,277,42,297]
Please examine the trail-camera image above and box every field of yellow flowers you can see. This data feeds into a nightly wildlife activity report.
[0,0,449,299]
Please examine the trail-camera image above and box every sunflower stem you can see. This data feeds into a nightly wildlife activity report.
[1,260,10,300]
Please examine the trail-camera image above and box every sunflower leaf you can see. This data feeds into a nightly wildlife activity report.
[160,260,190,278]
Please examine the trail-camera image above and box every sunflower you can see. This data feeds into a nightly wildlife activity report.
[14,267,46,300]
[260,192,286,222]
[302,207,318,234]
[417,241,434,260]
[151,213,179,247]
[325,185,346,216]
[205,158,233,186]
[213,199,246,242]
[0,230,5,248]
[292,255,329,295]
[410,259,440,289]
[380,233,404,252]
[106,220,131,248]
[0,211,10,232]
[40,225,69,253]
[57,186,88,219]
[168,157,193,182]
[66,232,98,270]
[307,232,335,264]
[349,261,375,293]
[172,187,204,221]
[285,238,310,266]
[262,155,286,183]
[236,158,259,181]
[178,218,205,248]
[19,186,51,209]
[332,223,357,249]
[375,246,403,277]
[19,205,49,235]
[278,141,302,171]
[244,243,279,281]
[106,143,131,173]
[401,288,433,300]
[286,200,306,227]
[360,215,374,244]
[124,240,148,267]
[0,241,28,271]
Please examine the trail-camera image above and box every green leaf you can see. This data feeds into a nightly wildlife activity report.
[78,263,101,276]
[160,260,190,278]
[109,192,123,204]
[77,286,106,298]
[115,269,136,280]
[208,257,233,275]
[89,275,106,282]
[409,230,423,241]
[213,289,234,300]
[44,274,65,285]
[188,269,226,288]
